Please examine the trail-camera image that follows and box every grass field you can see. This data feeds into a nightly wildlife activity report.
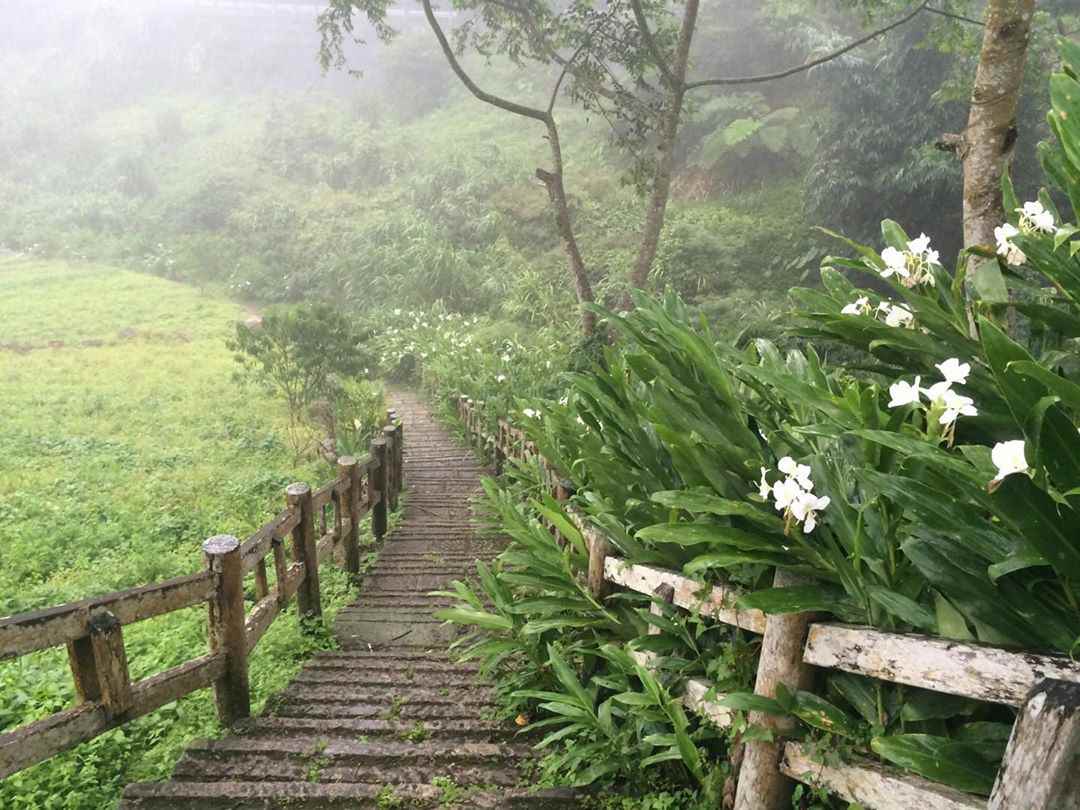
[0,258,365,808]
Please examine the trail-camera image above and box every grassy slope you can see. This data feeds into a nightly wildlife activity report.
[0,258,360,809]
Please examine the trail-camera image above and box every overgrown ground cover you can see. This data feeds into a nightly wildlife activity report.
[0,258,366,809]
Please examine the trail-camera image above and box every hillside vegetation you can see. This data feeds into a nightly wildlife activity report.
[0,259,363,808]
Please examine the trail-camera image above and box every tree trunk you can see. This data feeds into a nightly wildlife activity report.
[418,0,595,337]
[628,0,700,296]
[541,121,596,336]
[962,0,1036,252]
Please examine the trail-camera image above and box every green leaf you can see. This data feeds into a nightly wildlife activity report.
[547,644,593,714]
[637,522,783,550]
[684,550,795,572]
[871,734,996,795]
[1009,361,1080,413]
[866,586,936,632]
[990,474,1080,581]
[716,692,786,715]
[899,689,978,722]
[785,687,863,739]
[651,489,785,531]
[880,219,910,251]
[433,607,512,632]
[737,585,854,616]
[987,550,1050,581]
[970,258,1009,303]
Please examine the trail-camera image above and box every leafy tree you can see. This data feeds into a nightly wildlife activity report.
[318,0,933,333]
[228,303,372,456]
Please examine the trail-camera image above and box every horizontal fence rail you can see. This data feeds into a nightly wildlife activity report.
[454,394,1080,810]
[0,412,405,780]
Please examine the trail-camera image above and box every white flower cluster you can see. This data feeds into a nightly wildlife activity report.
[888,358,977,443]
[840,296,914,329]
[876,234,940,288]
[756,457,830,534]
[995,201,1058,267]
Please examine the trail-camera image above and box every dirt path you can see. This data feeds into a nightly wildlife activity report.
[120,390,576,809]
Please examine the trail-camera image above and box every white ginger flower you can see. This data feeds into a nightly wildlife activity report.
[757,467,771,499]
[991,440,1029,483]
[879,247,909,280]
[939,389,977,426]
[995,223,1026,266]
[884,303,914,329]
[841,296,871,316]
[936,358,971,385]
[778,456,814,491]
[1017,201,1057,234]
[907,233,932,255]
[790,491,831,533]
[772,477,803,512]
[888,376,922,408]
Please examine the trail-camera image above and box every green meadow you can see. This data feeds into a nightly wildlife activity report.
[0,258,361,809]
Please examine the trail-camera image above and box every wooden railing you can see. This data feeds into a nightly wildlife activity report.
[0,413,405,780]
[455,395,1080,810]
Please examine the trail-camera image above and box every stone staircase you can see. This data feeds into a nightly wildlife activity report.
[120,391,576,809]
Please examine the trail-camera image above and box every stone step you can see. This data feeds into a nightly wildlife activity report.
[335,621,465,647]
[237,716,512,742]
[278,682,496,708]
[121,780,579,808]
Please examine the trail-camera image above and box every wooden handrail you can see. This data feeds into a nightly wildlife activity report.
[0,572,215,660]
[0,417,404,780]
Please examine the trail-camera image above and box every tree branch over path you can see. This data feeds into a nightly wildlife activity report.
[418,0,597,335]
[419,0,549,123]
[684,1,930,90]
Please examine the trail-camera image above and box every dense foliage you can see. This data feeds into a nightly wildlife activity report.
[385,40,1080,804]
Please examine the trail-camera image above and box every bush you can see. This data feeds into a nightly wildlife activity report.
[430,38,1080,801]
[228,302,375,458]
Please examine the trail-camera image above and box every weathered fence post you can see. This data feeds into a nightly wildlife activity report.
[68,609,132,718]
[734,569,820,810]
[285,483,321,621]
[382,425,399,511]
[371,438,388,542]
[203,534,250,726]
[494,420,507,475]
[989,678,1080,809]
[67,638,102,704]
[393,420,404,495]
[253,557,269,601]
[87,610,132,718]
[585,523,611,600]
[338,456,361,575]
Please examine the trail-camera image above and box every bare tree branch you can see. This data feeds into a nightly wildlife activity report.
[684,1,930,90]
[420,0,550,123]
[926,6,984,26]
[629,0,676,88]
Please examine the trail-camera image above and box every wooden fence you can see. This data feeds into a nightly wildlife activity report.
[0,415,405,780]
[455,395,1080,810]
